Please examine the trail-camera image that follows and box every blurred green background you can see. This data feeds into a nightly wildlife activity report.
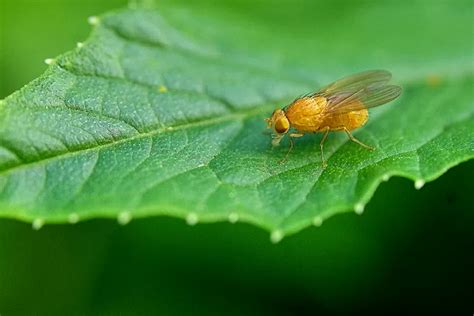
[0,0,473,314]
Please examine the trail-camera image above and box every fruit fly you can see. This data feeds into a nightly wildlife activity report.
[265,70,402,167]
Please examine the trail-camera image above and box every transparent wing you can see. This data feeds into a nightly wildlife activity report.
[325,85,402,114]
[314,70,401,115]
[317,70,392,97]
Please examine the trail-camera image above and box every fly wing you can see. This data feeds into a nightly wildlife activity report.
[325,85,402,114]
[317,70,392,97]
[315,70,401,115]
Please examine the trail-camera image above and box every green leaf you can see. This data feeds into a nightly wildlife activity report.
[0,1,473,239]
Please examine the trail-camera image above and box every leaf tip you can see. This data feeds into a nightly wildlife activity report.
[414,179,425,190]
[228,212,239,224]
[117,211,132,225]
[87,16,100,26]
[186,212,199,226]
[44,58,55,65]
[32,218,44,230]
[312,216,323,227]
[68,213,80,224]
[354,203,365,215]
[270,230,284,244]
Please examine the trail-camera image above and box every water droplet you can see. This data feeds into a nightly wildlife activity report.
[117,211,132,225]
[68,213,79,224]
[312,216,323,226]
[76,42,84,48]
[228,212,239,223]
[414,179,425,190]
[32,218,44,230]
[186,212,198,226]
[270,230,283,244]
[354,203,365,215]
[88,16,100,26]
[382,174,390,182]
[44,58,55,65]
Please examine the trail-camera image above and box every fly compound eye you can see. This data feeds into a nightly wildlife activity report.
[275,117,289,134]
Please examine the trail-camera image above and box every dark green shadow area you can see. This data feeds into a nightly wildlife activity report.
[1,160,472,315]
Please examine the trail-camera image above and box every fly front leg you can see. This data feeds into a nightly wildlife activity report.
[289,133,304,138]
[343,127,375,151]
[319,127,330,169]
[278,133,304,164]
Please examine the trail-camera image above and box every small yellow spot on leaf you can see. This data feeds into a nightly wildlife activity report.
[426,74,442,87]
[158,85,168,93]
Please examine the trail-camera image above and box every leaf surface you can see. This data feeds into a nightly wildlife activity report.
[0,0,473,237]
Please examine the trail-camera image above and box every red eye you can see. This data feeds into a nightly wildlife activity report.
[275,118,289,133]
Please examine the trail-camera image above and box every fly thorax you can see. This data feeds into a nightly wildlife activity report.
[313,96,328,109]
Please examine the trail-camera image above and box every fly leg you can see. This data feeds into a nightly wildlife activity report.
[319,127,330,169]
[278,133,304,164]
[343,127,375,151]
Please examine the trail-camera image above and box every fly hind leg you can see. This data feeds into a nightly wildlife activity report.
[343,127,375,151]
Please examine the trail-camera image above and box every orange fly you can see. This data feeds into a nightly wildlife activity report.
[265,70,402,167]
